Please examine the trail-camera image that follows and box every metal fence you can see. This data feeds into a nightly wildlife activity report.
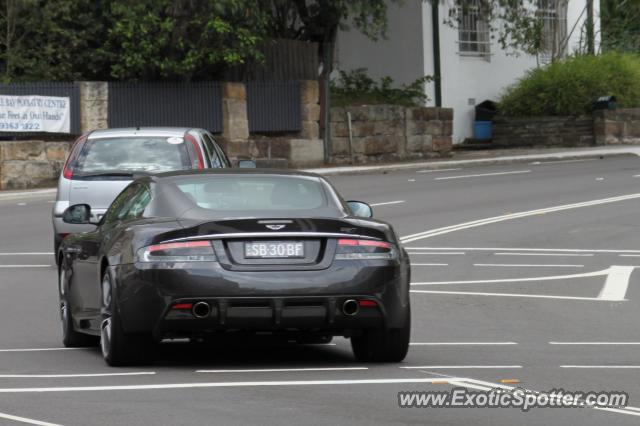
[247,81,301,133]
[108,81,223,133]
[0,82,81,137]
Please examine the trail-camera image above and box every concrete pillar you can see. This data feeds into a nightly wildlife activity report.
[221,82,249,141]
[79,81,108,133]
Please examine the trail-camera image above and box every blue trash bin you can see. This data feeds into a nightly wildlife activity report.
[474,121,492,140]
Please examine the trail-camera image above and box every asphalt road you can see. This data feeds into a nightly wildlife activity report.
[2,156,640,425]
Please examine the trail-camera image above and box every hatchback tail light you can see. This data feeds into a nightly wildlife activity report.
[334,239,397,260]
[62,138,86,179]
[185,134,205,170]
[137,241,216,262]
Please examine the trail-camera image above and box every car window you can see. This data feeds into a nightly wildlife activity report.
[103,184,140,225]
[174,176,327,211]
[122,186,152,221]
[202,133,225,168]
[74,137,192,174]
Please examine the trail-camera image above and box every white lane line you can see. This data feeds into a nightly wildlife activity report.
[561,365,640,369]
[473,263,584,268]
[0,253,53,256]
[495,252,594,257]
[595,407,640,418]
[410,263,449,266]
[400,365,522,369]
[410,342,517,346]
[400,192,640,243]
[196,367,368,373]
[0,377,456,393]
[550,342,640,345]
[0,265,51,268]
[0,348,86,353]
[411,267,608,285]
[416,168,461,173]
[532,159,596,165]
[0,372,155,378]
[0,411,62,426]
[405,247,640,254]
[598,266,634,301]
[620,254,640,257]
[434,170,531,181]
[369,200,405,207]
[409,252,465,255]
[411,290,603,301]
[0,188,56,200]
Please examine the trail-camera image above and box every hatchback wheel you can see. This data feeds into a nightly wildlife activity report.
[351,305,411,362]
[100,270,155,366]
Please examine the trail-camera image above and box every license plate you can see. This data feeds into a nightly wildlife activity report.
[244,241,305,258]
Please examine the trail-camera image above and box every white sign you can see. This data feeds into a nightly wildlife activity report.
[0,95,70,133]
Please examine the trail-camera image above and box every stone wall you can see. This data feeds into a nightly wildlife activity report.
[594,109,640,145]
[0,140,71,189]
[492,116,595,147]
[329,105,453,164]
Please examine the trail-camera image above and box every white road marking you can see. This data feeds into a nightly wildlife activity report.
[532,159,596,165]
[0,372,155,378]
[434,170,531,181]
[410,342,517,346]
[411,290,603,301]
[196,367,368,373]
[409,252,465,255]
[400,365,522,369]
[597,266,634,301]
[495,252,594,257]
[550,342,640,345]
[473,263,584,268]
[619,254,640,257]
[400,192,640,244]
[0,253,53,256]
[0,377,457,393]
[0,348,86,353]
[0,411,62,426]
[411,267,609,285]
[17,203,26,206]
[595,407,640,418]
[405,247,640,254]
[410,263,449,266]
[0,265,51,268]
[0,188,56,199]
[369,200,405,207]
[560,365,640,369]
[416,168,462,173]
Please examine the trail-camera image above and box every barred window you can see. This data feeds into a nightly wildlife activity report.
[457,0,491,58]
[537,0,568,62]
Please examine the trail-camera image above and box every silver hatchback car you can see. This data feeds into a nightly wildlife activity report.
[52,127,235,255]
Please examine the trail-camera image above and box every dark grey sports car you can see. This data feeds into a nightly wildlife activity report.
[57,169,411,366]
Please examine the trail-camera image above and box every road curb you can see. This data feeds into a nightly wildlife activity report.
[304,147,640,176]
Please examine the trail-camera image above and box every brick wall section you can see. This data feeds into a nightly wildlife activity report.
[492,116,594,147]
[593,109,640,145]
[0,140,71,190]
[329,105,453,164]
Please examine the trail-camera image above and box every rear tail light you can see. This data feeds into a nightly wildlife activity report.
[335,239,397,260]
[136,241,216,262]
[62,138,85,179]
[185,134,205,170]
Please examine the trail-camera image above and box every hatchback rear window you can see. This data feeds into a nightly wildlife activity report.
[74,137,191,174]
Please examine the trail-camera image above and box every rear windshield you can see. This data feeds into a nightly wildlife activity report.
[175,176,329,212]
[75,137,191,174]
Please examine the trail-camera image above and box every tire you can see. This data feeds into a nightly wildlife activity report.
[59,267,99,347]
[351,305,411,363]
[100,269,155,366]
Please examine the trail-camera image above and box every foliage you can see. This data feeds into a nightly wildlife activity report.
[600,0,640,52]
[499,53,640,116]
[331,68,432,107]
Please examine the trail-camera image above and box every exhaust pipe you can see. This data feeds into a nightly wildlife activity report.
[192,301,211,319]
[343,299,359,316]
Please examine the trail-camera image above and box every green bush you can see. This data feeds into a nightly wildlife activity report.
[331,68,432,107]
[499,53,640,116]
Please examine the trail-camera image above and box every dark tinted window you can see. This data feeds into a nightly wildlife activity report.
[75,137,191,174]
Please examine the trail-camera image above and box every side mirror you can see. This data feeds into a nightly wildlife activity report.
[347,201,373,218]
[238,159,256,168]
[62,204,94,225]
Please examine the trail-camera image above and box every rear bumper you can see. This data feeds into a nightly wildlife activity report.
[111,260,410,338]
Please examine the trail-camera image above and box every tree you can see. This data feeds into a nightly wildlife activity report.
[106,0,269,80]
[600,0,640,52]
